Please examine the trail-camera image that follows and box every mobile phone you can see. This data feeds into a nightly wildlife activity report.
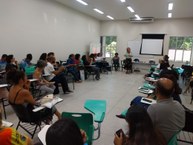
[116,129,125,137]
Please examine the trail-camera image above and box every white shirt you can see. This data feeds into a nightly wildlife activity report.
[44,62,55,81]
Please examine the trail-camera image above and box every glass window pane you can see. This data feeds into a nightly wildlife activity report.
[169,37,176,49]
[183,50,191,62]
[168,49,175,61]
[175,50,183,61]
[176,37,184,50]
[104,36,117,58]
[105,52,110,57]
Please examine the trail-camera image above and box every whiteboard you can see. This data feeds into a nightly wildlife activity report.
[128,40,141,57]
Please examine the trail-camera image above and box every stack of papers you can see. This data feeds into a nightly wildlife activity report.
[42,97,63,109]
[33,94,63,112]
[138,87,153,94]
[2,120,13,127]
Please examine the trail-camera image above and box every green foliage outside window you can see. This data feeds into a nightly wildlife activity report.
[105,36,117,58]
[169,36,193,50]
[168,36,193,62]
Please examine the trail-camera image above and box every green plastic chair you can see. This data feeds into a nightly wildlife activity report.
[25,66,36,78]
[62,112,94,145]
[121,109,127,117]
[84,99,107,140]
[168,132,179,145]
[143,83,155,90]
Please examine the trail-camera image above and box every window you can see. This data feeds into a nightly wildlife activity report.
[168,36,193,62]
[101,36,117,58]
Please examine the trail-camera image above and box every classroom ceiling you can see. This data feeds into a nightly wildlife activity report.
[55,0,193,21]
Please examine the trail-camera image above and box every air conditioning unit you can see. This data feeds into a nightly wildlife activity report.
[129,17,154,23]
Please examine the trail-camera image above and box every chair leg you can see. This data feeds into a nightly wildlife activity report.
[16,121,20,130]
[31,124,38,138]
[73,81,75,90]
[2,99,7,119]
[93,123,101,140]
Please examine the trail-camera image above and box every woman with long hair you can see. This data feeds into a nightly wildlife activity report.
[114,106,166,145]
[7,70,61,121]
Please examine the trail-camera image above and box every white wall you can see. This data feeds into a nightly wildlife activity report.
[0,0,100,63]
[100,18,193,66]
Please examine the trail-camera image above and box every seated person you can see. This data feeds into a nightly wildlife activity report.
[0,54,7,71]
[20,54,33,71]
[74,54,81,65]
[0,107,33,145]
[7,70,61,120]
[46,118,87,145]
[33,60,55,95]
[114,105,166,145]
[159,73,182,103]
[147,78,185,142]
[81,55,100,80]
[67,54,81,82]
[44,56,72,94]
[160,55,170,70]
[112,53,120,71]
[117,74,183,118]
[6,54,18,70]
[39,53,48,61]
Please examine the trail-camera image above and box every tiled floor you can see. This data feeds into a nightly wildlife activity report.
[3,71,193,145]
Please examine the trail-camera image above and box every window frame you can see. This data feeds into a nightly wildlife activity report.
[101,36,117,58]
[168,36,193,63]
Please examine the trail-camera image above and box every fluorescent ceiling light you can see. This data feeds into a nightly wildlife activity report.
[76,0,88,6]
[168,3,173,10]
[107,15,114,20]
[120,0,126,2]
[168,13,172,18]
[127,6,135,13]
[135,14,141,20]
[94,8,104,14]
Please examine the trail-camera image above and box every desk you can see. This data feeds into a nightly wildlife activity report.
[132,62,153,71]
[29,78,38,82]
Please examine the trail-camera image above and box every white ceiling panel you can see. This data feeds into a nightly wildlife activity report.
[55,0,193,20]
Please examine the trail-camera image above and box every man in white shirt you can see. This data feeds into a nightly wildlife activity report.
[44,56,72,94]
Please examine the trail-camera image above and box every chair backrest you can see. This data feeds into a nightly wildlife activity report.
[25,66,36,78]
[134,58,139,62]
[10,103,31,122]
[183,107,193,132]
[62,112,94,145]
[149,60,155,65]
[168,131,179,145]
